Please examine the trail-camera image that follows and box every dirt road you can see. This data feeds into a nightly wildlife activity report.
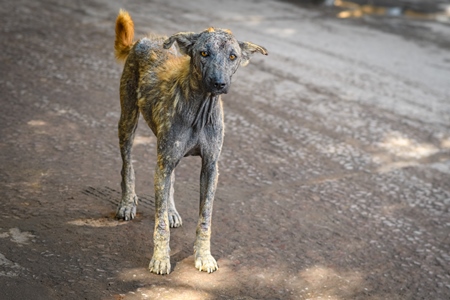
[1,0,449,299]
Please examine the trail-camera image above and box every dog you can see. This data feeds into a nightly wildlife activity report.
[114,9,267,274]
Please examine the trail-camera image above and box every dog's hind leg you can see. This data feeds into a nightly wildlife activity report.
[168,171,182,228]
[116,81,140,220]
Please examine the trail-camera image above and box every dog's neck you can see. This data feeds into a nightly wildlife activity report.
[192,93,219,131]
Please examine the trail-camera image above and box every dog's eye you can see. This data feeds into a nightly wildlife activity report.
[200,51,208,57]
[229,54,236,60]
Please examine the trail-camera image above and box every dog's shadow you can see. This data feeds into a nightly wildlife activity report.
[80,186,203,271]
[86,216,193,272]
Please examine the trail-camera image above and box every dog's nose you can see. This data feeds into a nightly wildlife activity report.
[214,81,226,89]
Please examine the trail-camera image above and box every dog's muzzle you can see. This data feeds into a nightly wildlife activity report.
[213,81,229,94]
[208,78,229,95]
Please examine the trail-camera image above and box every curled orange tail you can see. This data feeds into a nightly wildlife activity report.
[114,9,134,61]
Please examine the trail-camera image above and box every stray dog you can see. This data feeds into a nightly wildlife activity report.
[114,10,267,275]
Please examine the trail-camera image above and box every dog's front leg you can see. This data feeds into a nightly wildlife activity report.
[149,157,174,275]
[194,158,219,273]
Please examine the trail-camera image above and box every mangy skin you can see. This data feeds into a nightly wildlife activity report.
[114,10,267,275]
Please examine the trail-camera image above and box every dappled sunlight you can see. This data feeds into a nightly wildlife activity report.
[27,119,49,136]
[67,217,126,227]
[336,0,386,19]
[242,264,366,299]
[297,265,364,299]
[115,259,367,299]
[115,257,240,299]
[129,286,212,300]
[114,278,213,300]
[0,228,36,245]
[373,132,443,173]
[27,120,47,126]
[171,257,239,290]
[334,0,449,22]
[377,133,438,160]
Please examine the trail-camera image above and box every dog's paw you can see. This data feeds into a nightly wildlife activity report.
[149,256,171,275]
[116,204,136,220]
[168,209,182,228]
[116,196,137,221]
[194,253,218,273]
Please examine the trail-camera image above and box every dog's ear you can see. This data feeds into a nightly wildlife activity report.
[163,32,200,56]
[239,41,268,66]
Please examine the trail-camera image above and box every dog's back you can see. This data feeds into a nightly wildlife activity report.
[115,10,190,135]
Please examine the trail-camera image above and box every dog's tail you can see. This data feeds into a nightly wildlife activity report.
[114,9,134,61]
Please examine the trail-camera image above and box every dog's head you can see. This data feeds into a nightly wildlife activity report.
[163,27,267,95]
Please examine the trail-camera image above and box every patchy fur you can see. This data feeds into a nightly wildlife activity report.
[114,9,267,275]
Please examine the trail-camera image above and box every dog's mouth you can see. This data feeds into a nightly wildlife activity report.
[211,87,229,95]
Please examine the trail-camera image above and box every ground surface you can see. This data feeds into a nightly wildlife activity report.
[0,0,449,299]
